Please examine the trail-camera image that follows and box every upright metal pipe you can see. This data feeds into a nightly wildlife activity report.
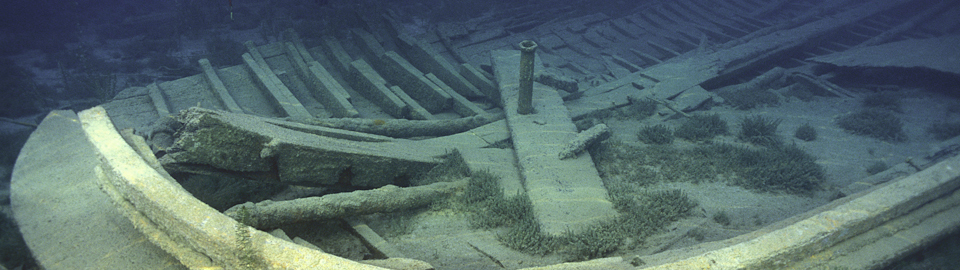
[517,40,538,115]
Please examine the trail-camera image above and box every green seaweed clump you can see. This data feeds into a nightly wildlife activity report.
[592,140,824,194]
[558,189,697,261]
[861,93,902,113]
[462,170,542,235]
[461,170,502,204]
[235,206,266,269]
[738,115,782,147]
[675,114,728,142]
[637,124,674,145]
[794,123,817,141]
[624,97,659,119]
[837,109,906,142]
[729,143,824,194]
[712,211,731,226]
[497,199,554,255]
[460,160,697,261]
[416,150,470,186]
[591,140,717,185]
[461,170,554,254]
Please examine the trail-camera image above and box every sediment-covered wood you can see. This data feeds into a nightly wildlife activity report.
[304,112,504,138]
[159,107,442,187]
[558,123,610,160]
[225,180,467,229]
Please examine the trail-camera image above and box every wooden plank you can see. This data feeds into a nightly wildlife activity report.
[388,85,435,120]
[646,40,682,57]
[425,73,486,116]
[351,28,387,64]
[283,29,315,63]
[610,18,644,39]
[146,82,170,116]
[320,36,354,75]
[159,75,221,112]
[459,63,500,101]
[630,48,663,65]
[396,35,485,98]
[211,65,284,118]
[347,59,408,118]
[241,52,313,121]
[491,49,618,235]
[198,58,243,113]
[610,54,642,72]
[603,59,633,79]
[377,51,453,112]
[344,218,406,258]
[306,62,359,118]
[257,42,285,58]
[282,42,359,118]
[695,25,736,42]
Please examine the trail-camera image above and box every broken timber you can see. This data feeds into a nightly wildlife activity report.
[224,180,467,229]
[77,106,384,269]
[159,107,447,187]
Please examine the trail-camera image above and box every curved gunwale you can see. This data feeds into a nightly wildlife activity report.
[77,104,960,269]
